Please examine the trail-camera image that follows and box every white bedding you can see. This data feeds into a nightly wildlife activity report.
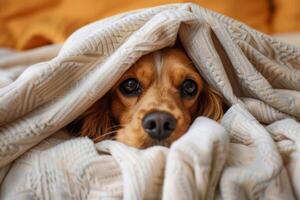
[0,3,300,199]
[274,32,300,47]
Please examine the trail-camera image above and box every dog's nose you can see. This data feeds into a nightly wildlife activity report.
[142,111,176,140]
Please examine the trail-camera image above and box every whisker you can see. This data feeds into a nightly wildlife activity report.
[94,130,118,142]
[101,130,118,137]
[105,124,125,131]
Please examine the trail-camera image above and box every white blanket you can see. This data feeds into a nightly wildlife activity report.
[0,3,300,199]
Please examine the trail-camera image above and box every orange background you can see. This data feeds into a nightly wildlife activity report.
[0,0,299,50]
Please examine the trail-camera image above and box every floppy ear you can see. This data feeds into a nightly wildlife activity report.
[196,84,224,121]
[66,93,113,142]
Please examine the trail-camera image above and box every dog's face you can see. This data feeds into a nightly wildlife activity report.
[68,48,223,148]
[111,48,204,147]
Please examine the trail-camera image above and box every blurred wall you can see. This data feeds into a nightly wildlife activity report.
[0,0,299,50]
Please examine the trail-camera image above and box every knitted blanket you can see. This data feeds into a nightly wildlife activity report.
[1,3,300,199]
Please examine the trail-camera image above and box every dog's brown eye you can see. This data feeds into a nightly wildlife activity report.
[119,78,142,96]
[180,79,198,97]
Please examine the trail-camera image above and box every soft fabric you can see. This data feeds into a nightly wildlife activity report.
[274,32,300,47]
[0,0,271,50]
[0,3,300,199]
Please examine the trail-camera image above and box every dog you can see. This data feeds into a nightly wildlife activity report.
[67,47,223,148]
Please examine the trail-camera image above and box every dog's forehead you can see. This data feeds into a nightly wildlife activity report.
[128,48,198,83]
[152,48,194,75]
[153,51,164,77]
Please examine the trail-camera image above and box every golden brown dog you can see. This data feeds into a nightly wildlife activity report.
[67,48,223,148]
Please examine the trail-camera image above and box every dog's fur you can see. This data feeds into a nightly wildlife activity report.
[67,48,223,148]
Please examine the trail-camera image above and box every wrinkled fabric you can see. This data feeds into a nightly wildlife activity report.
[0,3,300,199]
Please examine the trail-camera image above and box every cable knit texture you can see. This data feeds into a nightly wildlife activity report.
[0,3,300,199]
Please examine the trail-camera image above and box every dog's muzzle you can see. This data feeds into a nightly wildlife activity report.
[142,111,176,140]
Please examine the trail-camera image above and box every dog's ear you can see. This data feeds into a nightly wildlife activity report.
[66,93,113,142]
[196,84,224,121]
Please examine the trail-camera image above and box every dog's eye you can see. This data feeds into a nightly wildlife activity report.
[119,78,142,96]
[180,79,198,97]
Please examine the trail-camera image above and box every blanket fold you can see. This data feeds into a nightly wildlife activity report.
[0,3,299,199]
